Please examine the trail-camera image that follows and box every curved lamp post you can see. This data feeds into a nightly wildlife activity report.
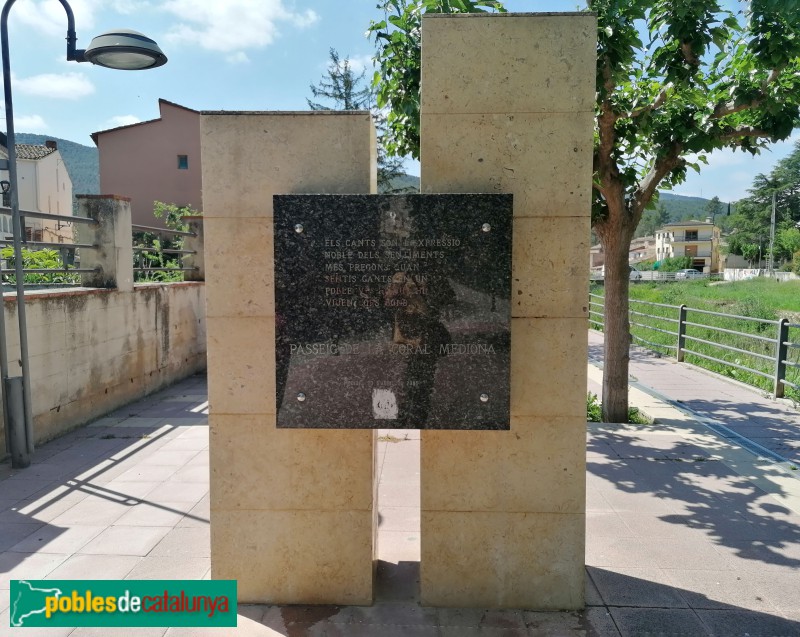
[0,0,166,468]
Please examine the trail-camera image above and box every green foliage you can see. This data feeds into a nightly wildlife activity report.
[657,255,693,271]
[592,279,800,402]
[134,202,197,283]
[587,391,652,424]
[727,141,800,264]
[371,0,800,420]
[587,392,603,422]
[367,0,506,160]
[1,247,79,285]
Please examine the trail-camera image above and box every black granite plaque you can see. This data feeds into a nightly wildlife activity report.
[274,194,512,429]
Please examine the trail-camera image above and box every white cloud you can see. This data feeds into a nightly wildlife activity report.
[107,115,141,128]
[11,0,151,36]
[13,0,99,36]
[226,52,251,65]
[343,54,374,74]
[14,72,95,100]
[162,0,319,54]
[14,115,48,133]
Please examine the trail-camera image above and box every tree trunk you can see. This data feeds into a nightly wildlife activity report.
[599,218,635,423]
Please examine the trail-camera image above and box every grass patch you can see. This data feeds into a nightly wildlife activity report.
[587,392,652,424]
[591,279,800,404]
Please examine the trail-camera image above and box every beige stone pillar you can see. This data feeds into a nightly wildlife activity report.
[76,195,134,291]
[182,216,204,282]
[201,112,378,604]
[419,13,596,609]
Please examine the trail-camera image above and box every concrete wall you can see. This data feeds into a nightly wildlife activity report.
[202,111,378,604]
[0,282,206,455]
[419,13,595,609]
[94,100,202,228]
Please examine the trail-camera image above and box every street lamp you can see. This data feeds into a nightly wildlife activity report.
[0,0,167,468]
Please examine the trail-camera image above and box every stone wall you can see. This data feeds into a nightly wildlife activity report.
[0,282,206,455]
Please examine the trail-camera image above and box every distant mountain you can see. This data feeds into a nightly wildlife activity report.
[15,134,99,209]
[657,192,717,223]
[386,172,420,193]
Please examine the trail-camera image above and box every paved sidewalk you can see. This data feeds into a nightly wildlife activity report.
[588,329,800,465]
[0,346,798,634]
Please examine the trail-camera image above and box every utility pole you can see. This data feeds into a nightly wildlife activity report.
[767,190,777,275]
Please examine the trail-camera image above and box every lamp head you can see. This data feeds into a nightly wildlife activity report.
[83,29,167,70]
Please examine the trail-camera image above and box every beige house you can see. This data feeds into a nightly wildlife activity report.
[655,219,721,272]
[91,99,202,227]
[0,138,74,244]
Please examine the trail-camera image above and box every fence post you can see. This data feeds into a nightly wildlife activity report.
[774,318,789,398]
[182,216,204,282]
[75,195,134,291]
[676,304,687,362]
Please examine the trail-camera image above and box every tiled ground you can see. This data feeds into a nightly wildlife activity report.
[0,358,799,635]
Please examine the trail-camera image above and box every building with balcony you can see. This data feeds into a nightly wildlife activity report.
[655,219,721,272]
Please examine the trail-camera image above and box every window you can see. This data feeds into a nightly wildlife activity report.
[177,155,189,170]
[685,230,698,241]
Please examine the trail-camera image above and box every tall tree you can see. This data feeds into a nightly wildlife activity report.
[728,141,800,264]
[308,48,407,192]
[370,0,800,421]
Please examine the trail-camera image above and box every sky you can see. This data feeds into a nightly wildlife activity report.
[2,0,797,203]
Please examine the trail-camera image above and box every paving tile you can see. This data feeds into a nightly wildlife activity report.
[13,488,92,523]
[176,496,210,528]
[525,610,615,636]
[585,536,659,569]
[376,560,419,603]
[590,567,689,608]
[0,521,45,551]
[78,525,171,556]
[48,497,133,527]
[647,538,735,570]
[9,524,105,555]
[169,465,209,483]
[0,551,70,589]
[586,510,632,537]
[0,478,58,500]
[124,555,210,580]
[138,450,201,467]
[695,608,800,637]
[610,607,711,637]
[377,531,421,563]
[378,484,420,508]
[148,527,210,559]
[379,506,421,533]
[114,501,193,527]
[663,568,777,613]
[144,481,208,504]
[44,553,140,580]
[346,602,438,627]
[113,465,180,482]
[748,572,800,612]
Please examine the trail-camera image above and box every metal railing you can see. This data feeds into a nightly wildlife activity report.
[0,207,204,287]
[131,223,199,280]
[0,207,99,282]
[589,293,800,399]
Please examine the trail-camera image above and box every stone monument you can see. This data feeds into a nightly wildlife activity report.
[202,12,595,609]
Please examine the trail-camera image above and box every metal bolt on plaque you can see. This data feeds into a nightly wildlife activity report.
[294,223,304,234]
[481,223,492,232]
[480,393,489,403]
[297,392,306,402]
